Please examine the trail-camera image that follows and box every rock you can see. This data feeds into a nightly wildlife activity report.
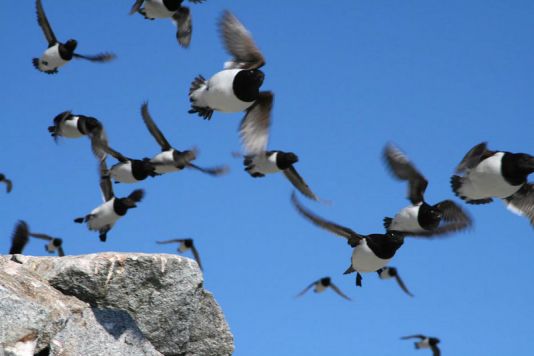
[0,257,160,356]
[1,253,234,356]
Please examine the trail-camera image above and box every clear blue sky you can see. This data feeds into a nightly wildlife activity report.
[2,1,534,355]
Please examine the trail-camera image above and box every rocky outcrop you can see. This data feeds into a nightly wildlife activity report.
[0,253,234,356]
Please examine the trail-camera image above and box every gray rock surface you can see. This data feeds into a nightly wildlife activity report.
[0,253,234,356]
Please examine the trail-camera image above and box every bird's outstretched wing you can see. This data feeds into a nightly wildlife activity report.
[28,232,53,241]
[329,282,351,301]
[239,91,273,154]
[455,142,491,173]
[219,10,265,69]
[129,0,144,15]
[431,345,441,356]
[99,159,114,202]
[504,184,534,227]
[187,163,229,176]
[190,243,203,271]
[2,179,13,193]
[291,192,362,241]
[9,220,30,254]
[384,143,428,204]
[73,53,116,62]
[140,102,172,151]
[401,335,426,340]
[392,269,414,297]
[36,0,57,46]
[57,245,65,257]
[172,7,193,48]
[283,166,320,202]
[296,281,316,298]
[156,239,186,244]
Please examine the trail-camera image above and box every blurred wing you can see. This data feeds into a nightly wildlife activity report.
[3,179,13,193]
[431,345,441,356]
[190,244,203,271]
[156,239,185,244]
[291,192,361,240]
[73,52,116,62]
[187,0,205,3]
[455,142,490,173]
[96,141,129,163]
[384,143,428,204]
[394,273,414,297]
[187,163,229,176]
[140,102,172,151]
[239,91,273,154]
[401,335,426,340]
[219,10,265,69]
[504,184,534,227]
[99,159,114,202]
[296,282,316,297]
[329,283,351,301]
[57,246,65,257]
[283,166,319,201]
[172,7,192,48]
[36,0,57,45]
[129,0,144,15]
[28,232,53,241]
[9,221,29,254]
[86,125,109,160]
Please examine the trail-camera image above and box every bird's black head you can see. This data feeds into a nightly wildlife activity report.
[418,203,442,230]
[320,277,331,286]
[52,238,62,247]
[233,69,264,102]
[513,153,534,175]
[163,0,184,11]
[429,337,440,345]
[276,151,299,170]
[65,39,78,51]
[184,239,193,248]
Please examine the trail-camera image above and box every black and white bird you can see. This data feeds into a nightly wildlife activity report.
[401,335,441,356]
[95,139,160,184]
[451,142,534,227]
[29,232,65,257]
[376,267,413,297]
[140,102,228,176]
[0,173,13,193]
[33,0,115,74]
[383,143,472,236]
[156,238,203,270]
[9,221,30,254]
[237,94,321,201]
[296,277,351,301]
[189,10,271,123]
[48,111,109,158]
[74,160,144,242]
[291,193,452,287]
[129,0,204,48]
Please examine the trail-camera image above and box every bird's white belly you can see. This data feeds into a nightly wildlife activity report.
[249,154,280,175]
[314,284,326,293]
[88,200,120,230]
[416,340,430,349]
[463,153,521,199]
[144,0,174,18]
[40,44,68,70]
[151,150,180,174]
[351,240,390,272]
[46,241,56,252]
[205,70,254,112]
[60,116,83,138]
[110,162,138,183]
[390,204,424,232]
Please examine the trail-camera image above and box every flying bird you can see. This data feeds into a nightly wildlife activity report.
[291,193,453,287]
[401,335,441,356]
[74,160,145,242]
[0,173,13,193]
[33,0,115,74]
[189,10,271,124]
[156,238,203,270]
[376,267,413,297]
[29,232,65,257]
[383,143,472,236]
[451,142,534,227]
[129,0,205,48]
[140,102,228,176]
[9,221,30,254]
[48,111,109,159]
[296,277,351,301]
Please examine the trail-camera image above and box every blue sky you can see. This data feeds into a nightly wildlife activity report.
[2,1,534,355]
